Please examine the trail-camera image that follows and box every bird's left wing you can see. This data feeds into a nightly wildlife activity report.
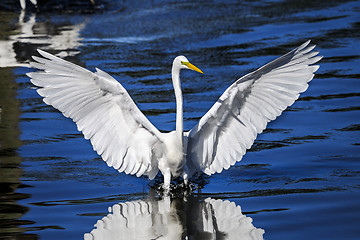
[186,41,322,175]
[28,50,164,179]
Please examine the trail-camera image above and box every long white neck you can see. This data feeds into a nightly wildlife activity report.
[171,64,183,143]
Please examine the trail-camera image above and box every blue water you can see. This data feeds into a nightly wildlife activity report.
[1,0,359,239]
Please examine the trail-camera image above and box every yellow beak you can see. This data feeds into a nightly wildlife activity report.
[182,61,204,74]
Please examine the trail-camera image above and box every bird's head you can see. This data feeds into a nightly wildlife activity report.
[174,55,204,74]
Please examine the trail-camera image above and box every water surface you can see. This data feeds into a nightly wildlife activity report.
[0,0,359,239]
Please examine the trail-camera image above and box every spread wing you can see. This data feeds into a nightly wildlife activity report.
[187,40,322,175]
[28,50,164,179]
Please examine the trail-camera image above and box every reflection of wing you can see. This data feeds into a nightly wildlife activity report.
[84,197,264,240]
[84,198,182,240]
[28,50,165,179]
[187,41,322,175]
[202,198,264,240]
[84,200,155,240]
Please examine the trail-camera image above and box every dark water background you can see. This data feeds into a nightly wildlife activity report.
[1,0,359,239]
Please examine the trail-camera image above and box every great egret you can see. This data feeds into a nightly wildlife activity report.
[28,40,321,190]
[20,0,37,9]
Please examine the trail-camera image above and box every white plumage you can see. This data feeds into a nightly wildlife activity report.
[28,40,322,190]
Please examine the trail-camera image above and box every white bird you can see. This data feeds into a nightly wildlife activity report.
[27,40,322,190]
[20,0,37,9]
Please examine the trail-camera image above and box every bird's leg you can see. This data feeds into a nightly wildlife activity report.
[182,172,188,186]
[181,171,190,199]
[163,169,171,194]
[182,164,189,186]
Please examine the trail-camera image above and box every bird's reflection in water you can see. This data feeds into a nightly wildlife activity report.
[84,193,264,240]
[0,9,85,69]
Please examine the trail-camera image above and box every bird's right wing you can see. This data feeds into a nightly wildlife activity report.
[186,41,322,175]
[28,50,164,179]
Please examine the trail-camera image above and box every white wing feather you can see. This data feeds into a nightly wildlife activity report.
[187,41,322,175]
[28,50,164,179]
